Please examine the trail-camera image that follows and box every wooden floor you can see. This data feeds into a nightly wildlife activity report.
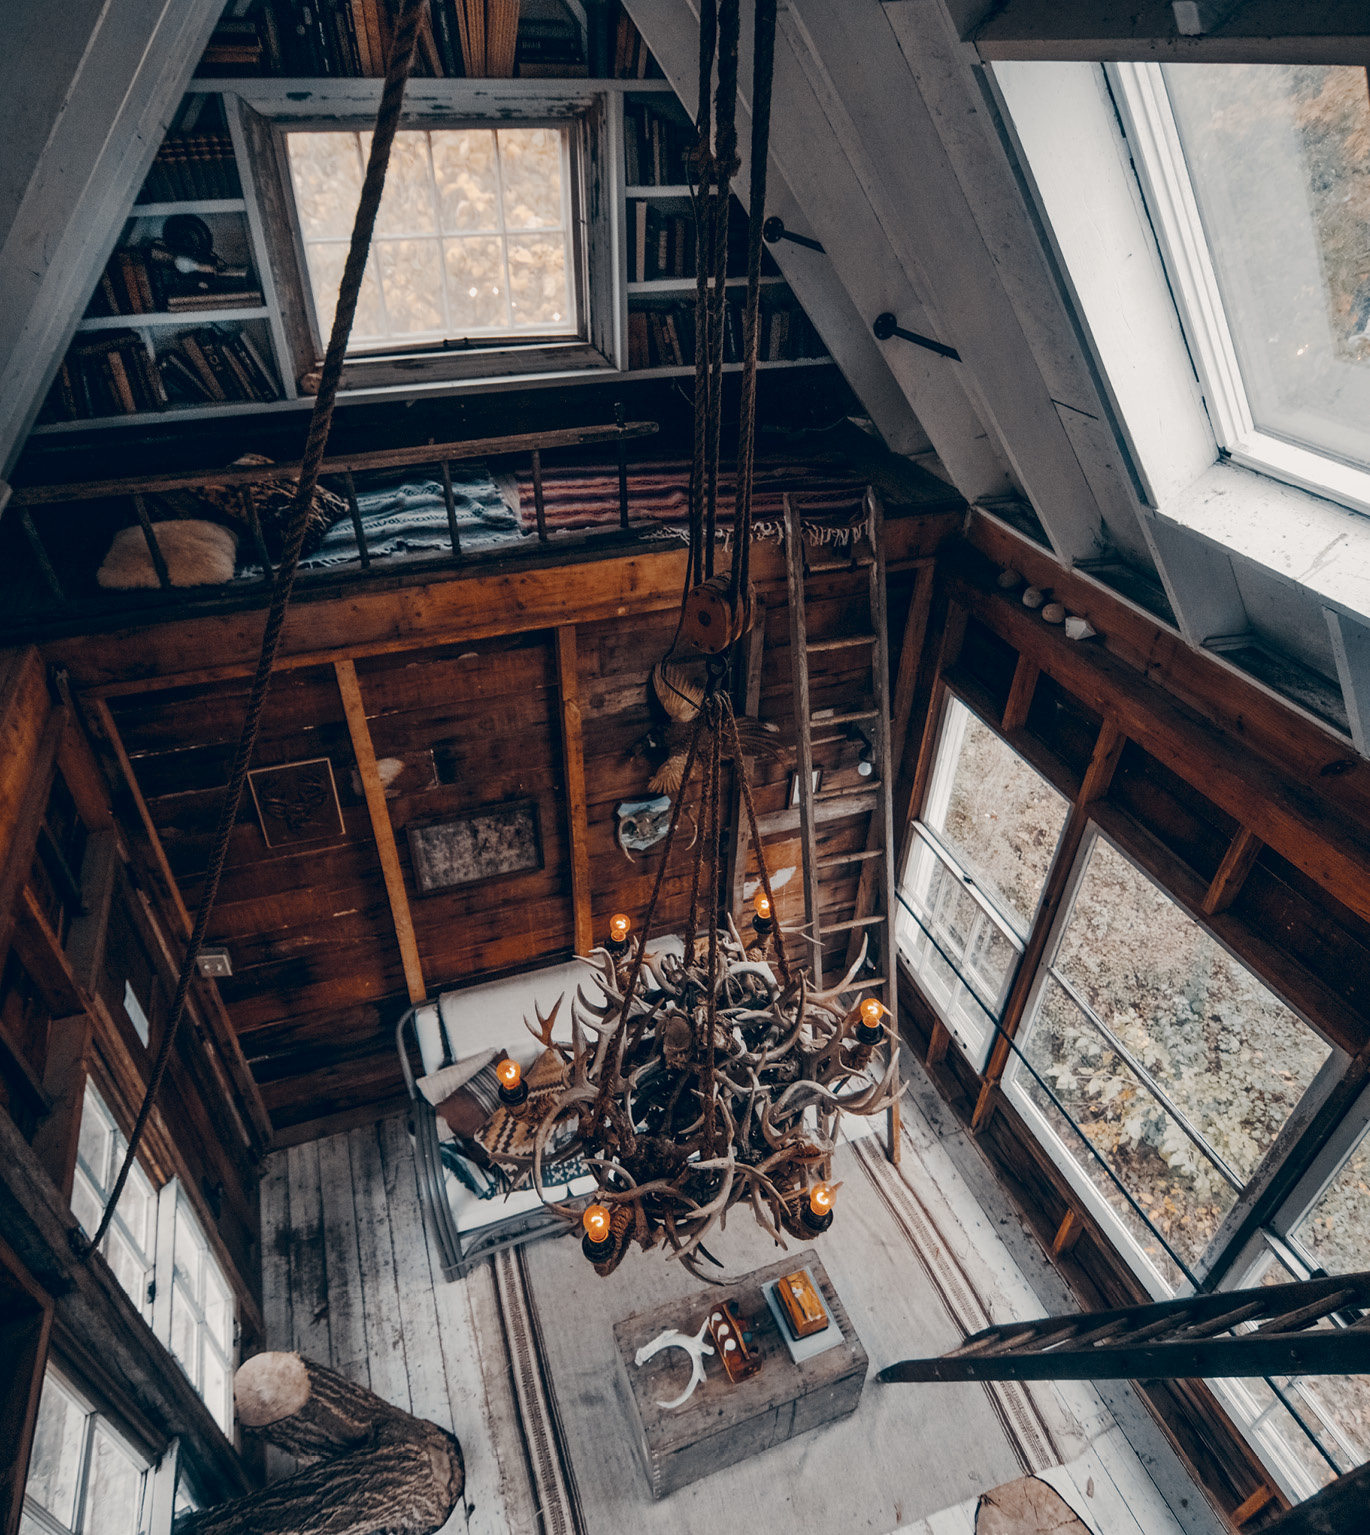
[258,1073,1227,1535]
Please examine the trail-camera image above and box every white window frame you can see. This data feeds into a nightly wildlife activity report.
[72,1083,158,1322]
[22,1366,153,1535]
[1108,61,1370,521]
[152,1187,236,1436]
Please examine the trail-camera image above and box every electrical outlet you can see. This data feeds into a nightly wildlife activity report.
[197,948,233,978]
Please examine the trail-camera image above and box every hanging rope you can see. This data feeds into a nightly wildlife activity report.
[82,0,427,1259]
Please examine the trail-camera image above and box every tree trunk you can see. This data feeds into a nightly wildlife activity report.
[180,1354,464,1535]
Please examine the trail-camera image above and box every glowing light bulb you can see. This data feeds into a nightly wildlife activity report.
[609,913,631,944]
[583,1203,611,1243]
[809,1182,834,1218]
[860,997,883,1029]
[497,1058,521,1091]
[753,890,772,921]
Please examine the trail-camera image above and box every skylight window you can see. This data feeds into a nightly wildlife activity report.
[286,126,577,354]
[1112,62,1370,513]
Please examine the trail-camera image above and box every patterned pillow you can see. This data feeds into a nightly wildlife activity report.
[475,1047,571,1161]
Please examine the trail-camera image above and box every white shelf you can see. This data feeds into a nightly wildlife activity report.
[128,199,246,217]
[625,185,694,197]
[76,307,270,332]
[628,275,786,294]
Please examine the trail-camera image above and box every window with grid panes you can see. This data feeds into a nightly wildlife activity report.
[71,1083,157,1319]
[21,1369,149,1535]
[285,126,578,354]
[167,1190,235,1434]
[895,695,1069,1067]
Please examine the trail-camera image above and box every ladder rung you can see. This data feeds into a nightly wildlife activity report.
[820,913,888,935]
[1255,1288,1358,1334]
[816,848,886,869]
[813,709,880,726]
[814,781,882,801]
[807,633,877,652]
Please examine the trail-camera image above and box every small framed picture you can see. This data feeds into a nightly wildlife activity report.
[407,800,542,894]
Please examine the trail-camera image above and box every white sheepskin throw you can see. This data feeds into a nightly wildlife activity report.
[97,520,238,589]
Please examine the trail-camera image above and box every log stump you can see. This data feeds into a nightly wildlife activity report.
[181,1354,464,1535]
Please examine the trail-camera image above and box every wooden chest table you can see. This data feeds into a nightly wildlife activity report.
[611,1249,867,1498]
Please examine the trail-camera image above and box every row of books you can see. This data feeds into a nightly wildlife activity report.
[85,248,262,319]
[628,200,757,284]
[611,7,656,78]
[39,327,279,421]
[136,135,243,204]
[624,105,692,187]
[627,300,828,369]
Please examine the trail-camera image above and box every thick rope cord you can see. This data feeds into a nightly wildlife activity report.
[83,0,427,1259]
[689,0,719,595]
[722,691,791,983]
[730,0,777,607]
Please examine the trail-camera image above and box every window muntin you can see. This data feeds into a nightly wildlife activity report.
[169,1192,235,1434]
[286,126,577,355]
[1007,831,1331,1293]
[22,1371,149,1535]
[1161,64,1370,476]
[71,1084,157,1319]
[920,696,1070,931]
[1289,1112,1370,1276]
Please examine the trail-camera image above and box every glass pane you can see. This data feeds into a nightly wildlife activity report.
[375,239,445,335]
[85,1425,143,1535]
[1014,977,1239,1281]
[71,1168,102,1243]
[202,1347,229,1435]
[25,1376,87,1528]
[365,130,439,237]
[1056,839,1330,1181]
[432,129,499,231]
[506,234,570,328]
[1163,65,1370,470]
[77,1088,111,1186]
[442,237,508,330]
[286,132,364,241]
[204,1268,233,1354]
[120,1163,155,1259]
[925,697,1069,930]
[104,1229,146,1314]
[497,128,565,229]
[1293,1116,1370,1274]
[303,241,386,344]
[171,1284,198,1380]
[1210,1374,1343,1500]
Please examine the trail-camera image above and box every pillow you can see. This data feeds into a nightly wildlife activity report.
[195,453,346,560]
[430,1051,510,1140]
[476,1047,570,1160]
[97,521,238,589]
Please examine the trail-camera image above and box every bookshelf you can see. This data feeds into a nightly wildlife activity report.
[29,12,830,437]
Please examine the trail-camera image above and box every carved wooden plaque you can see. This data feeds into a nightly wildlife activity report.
[247,757,344,847]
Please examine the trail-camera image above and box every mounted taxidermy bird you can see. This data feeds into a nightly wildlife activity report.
[632,662,783,794]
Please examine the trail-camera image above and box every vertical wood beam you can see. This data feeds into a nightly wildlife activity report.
[334,660,426,1006]
[972,719,1125,1131]
[1001,653,1040,733]
[0,1233,54,1535]
[30,1012,94,1200]
[555,626,593,956]
[1202,827,1262,917]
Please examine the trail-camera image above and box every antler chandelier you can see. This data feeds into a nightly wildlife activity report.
[486,689,900,1278]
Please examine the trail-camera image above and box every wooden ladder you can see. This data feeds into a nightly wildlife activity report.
[784,486,901,1163]
[877,1270,1370,1383]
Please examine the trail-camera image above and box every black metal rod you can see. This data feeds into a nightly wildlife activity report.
[531,449,548,543]
[872,312,960,361]
[762,216,824,254]
[131,492,174,590]
[342,471,371,571]
[438,459,463,560]
[616,401,630,531]
[19,508,67,605]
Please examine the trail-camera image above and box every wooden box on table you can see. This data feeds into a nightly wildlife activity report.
[611,1249,867,1498]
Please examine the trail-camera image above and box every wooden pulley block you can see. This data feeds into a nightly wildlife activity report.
[680,575,754,654]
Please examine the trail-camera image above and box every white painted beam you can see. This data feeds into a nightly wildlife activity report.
[1325,608,1370,756]
[624,0,1011,494]
[786,0,1111,563]
[0,0,223,476]
[1137,513,1247,648]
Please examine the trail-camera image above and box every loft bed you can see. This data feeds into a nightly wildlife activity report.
[2,421,891,642]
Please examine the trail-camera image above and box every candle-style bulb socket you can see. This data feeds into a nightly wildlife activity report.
[498,1080,529,1108]
[801,1204,834,1233]
[751,913,774,937]
[582,1231,613,1262]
